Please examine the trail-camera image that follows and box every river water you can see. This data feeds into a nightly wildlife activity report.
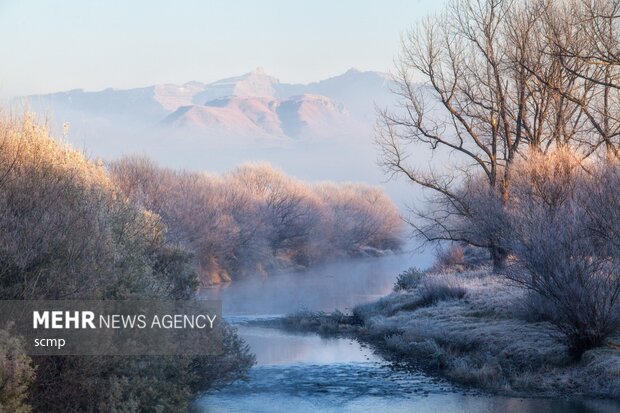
[195,255,619,413]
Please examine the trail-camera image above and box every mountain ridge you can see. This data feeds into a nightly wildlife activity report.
[17,68,395,142]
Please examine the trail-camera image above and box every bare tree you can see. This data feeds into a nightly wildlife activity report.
[377,0,620,269]
[529,0,620,158]
[377,0,529,269]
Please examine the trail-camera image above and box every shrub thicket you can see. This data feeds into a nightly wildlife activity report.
[436,149,620,359]
[0,114,254,412]
[503,150,620,359]
[393,267,424,291]
[110,158,404,284]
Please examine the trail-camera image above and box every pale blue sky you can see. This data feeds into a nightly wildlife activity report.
[0,0,445,98]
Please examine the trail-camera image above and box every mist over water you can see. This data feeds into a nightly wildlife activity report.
[197,254,619,413]
[19,77,617,413]
[202,253,423,317]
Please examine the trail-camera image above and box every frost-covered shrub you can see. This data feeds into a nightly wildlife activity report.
[0,330,33,413]
[432,244,491,272]
[428,149,620,359]
[110,158,404,284]
[462,245,491,268]
[505,150,620,359]
[419,274,466,305]
[0,114,254,412]
[511,291,556,323]
[394,267,425,291]
[384,333,411,353]
[433,245,466,271]
[314,182,403,255]
[278,309,350,334]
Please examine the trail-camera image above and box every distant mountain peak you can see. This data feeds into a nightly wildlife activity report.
[20,67,396,144]
[199,68,280,100]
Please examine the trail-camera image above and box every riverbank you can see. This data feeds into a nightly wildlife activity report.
[261,267,620,400]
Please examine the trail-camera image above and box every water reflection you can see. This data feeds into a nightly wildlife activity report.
[197,254,620,413]
[237,326,379,365]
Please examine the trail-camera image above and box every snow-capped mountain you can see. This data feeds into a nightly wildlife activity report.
[17,67,395,145]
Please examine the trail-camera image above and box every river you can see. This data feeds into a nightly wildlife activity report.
[195,254,619,413]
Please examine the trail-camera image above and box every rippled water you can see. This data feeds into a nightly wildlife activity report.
[196,255,620,413]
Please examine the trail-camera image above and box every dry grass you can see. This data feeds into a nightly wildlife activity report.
[357,268,620,398]
[279,267,620,399]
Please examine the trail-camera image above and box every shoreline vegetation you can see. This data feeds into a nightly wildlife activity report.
[0,114,256,412]
[264,257,620,400]
[0,112,404,411]
[375,0,620,366]
[111,155,404,285]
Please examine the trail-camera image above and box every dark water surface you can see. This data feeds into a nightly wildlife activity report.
[196,255,620,413]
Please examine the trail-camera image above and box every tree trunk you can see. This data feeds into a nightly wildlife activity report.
[490,244,507,273]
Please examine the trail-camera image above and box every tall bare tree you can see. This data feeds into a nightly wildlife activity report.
[376,0,620,269]
[377,0,526,269]
[533,0,620,158]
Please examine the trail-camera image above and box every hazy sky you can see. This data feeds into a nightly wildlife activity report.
[0,0,446,98]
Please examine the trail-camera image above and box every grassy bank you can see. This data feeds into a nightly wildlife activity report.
[270,267,620,399]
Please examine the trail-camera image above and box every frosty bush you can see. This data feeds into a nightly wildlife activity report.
[0,114,254,412]
[504,150,620,359]
[0,330,33,413]
[394,267,425,291]
[422,149,620,359]
[432,244,490,272]
[418,274,466,305]
[110,158,404,284]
